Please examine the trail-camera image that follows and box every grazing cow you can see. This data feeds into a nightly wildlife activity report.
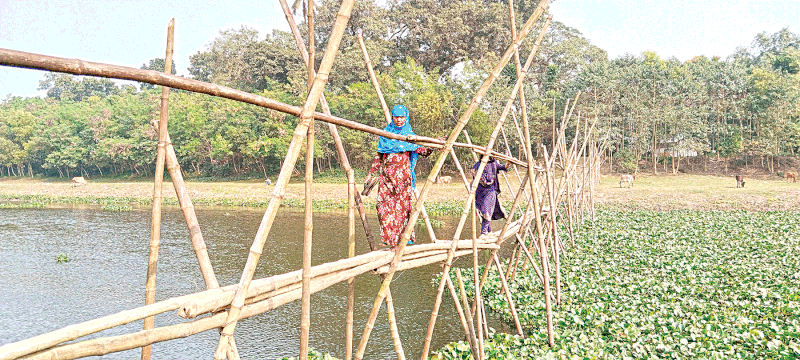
[786,172,797,183]
[265,178,272,186]
[619,174,635,188]
[735,174,745,188]
[436,175,452,185]
[71,176,88,187]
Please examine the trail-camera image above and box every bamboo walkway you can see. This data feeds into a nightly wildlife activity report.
[0,1,608,359]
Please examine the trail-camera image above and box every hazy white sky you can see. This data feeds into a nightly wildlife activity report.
[1,0,798,98]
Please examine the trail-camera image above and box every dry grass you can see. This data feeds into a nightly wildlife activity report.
[0,173,798,211]
[597,173,800,211]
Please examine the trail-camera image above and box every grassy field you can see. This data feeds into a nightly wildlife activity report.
[0,173,797,211]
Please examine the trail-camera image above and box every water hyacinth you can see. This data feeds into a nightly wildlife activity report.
[436,209,800,359]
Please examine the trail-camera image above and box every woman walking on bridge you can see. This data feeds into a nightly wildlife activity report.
[363,105,433,249]
[472,157,508,236]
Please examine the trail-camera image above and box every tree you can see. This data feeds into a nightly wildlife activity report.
[139,58,177,90]
[38,73,121,101]
[188,27,302,93]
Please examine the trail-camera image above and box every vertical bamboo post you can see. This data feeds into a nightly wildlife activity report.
[508,0,532,162]
[307,0,314,92]
[278,0,376,247]
[493,253,524,335]
[214,1,356,358]
[299,95,315,360]
[354,3,549,357]
[299,2,316,357]
[385,290,406,360]
[445,276,473,350]
[469,12,551,306]
[141,18,174,360]
[346,176,355,360]
[420,12,550,354]
[356,33,391,123]
[542,148,561,305]
[471,201,484,360]
[455,269,480,359]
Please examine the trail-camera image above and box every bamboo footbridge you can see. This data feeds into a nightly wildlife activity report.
[0,1,607,359]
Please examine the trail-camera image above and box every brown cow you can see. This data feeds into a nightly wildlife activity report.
[786,172,797,183]
[619,174,635,188]
[435,175,452,185]
[735,174,745,188]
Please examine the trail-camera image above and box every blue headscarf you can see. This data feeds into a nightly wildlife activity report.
[376,105,421,188]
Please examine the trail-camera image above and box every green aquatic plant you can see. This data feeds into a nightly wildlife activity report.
[101,204,133,211]
[436,209,800,359]
[279,348,340,360]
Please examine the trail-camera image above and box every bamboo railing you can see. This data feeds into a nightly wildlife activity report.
[0,0,611,359]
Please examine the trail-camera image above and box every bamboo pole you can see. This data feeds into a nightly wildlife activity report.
[418,9,551,355]
[346,177,355,360]
[0,250,398,360]
[214,3,356,357]
[385,290,406,360]
[464,13,550,313]
[0,48,537,165]
[471,202,484,360]
[356,33,391,123]
[542,148,561,305]
[508,0,532,162]
[299,4,316,356]
[141,18,174,360]
[462,130,480,163]
[20,256,391,360]
[277,0,377,253]
[445,276,473,352]
[299,85,315,360]
[354,3,549,357]
[455,269,480,359]
[3,226,512,359]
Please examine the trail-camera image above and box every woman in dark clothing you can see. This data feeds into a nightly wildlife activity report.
[363,105,433,249]
[471,157,508,235]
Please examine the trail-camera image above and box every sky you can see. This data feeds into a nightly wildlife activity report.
[1,0,798,98]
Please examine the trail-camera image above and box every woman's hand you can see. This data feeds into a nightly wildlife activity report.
[363,175,372,185]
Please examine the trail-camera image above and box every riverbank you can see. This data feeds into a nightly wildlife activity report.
[0,173,798,211]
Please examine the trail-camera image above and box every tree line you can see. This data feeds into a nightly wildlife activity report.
[1,0,798,178]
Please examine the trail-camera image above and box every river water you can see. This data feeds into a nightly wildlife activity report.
[0,206,509,359]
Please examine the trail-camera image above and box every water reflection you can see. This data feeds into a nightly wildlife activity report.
[0,207,510,359]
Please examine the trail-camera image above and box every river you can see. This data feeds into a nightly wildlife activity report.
[0,206,509,359]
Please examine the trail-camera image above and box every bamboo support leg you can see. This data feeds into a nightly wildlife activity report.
[346,180,355,360]
[455,269,480,360]
[214,2,356,358]
[357,33,391,123]
[419,194,478,359]
[354,3,549,356]
[142,18,174,360]
[471,207,484,360]
[299,123,315,360]
[385,290,405,360]
[446,276,473,351]
[492,254,524,336]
